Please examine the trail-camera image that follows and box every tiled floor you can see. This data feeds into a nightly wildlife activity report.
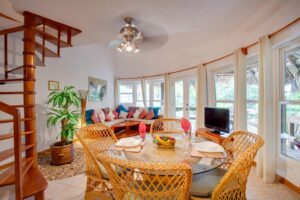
[1,168,299,200]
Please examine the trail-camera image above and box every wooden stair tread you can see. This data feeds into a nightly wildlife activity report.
[0,78,35,84]
[23,166,48,198]
[6,66,24,75]
[0,144,35,162]
[11,104,35,108]
[0,118,35,123]
[35,54,45,66]
[0,158,34,186]
[0,130,36,140]
[35,28,72,48]
[35,42,60,58]
[0,91,36,95]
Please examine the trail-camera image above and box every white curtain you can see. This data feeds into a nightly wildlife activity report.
[164,73,170,117]
[114,77,119,107]
[234,49,247,130]
[256,35,276,183]
[196,64,207,129]
[141,78,147,107]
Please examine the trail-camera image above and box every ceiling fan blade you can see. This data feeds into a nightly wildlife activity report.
[108,39,122,49]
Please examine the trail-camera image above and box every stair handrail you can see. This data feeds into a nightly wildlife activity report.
[0,101,23,200]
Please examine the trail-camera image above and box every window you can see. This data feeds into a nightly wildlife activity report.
[119,83,133,104]
[280,43,300,162]
[214,69,235,129]
[118,79,164,111]
[146,79,164,110]
[246,56,259,133]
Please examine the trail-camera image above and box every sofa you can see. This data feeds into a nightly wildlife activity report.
[85,104,162,131]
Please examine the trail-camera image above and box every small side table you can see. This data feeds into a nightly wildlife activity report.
[195,128,227,144]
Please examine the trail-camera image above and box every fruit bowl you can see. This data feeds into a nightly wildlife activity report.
[153,135,176,149]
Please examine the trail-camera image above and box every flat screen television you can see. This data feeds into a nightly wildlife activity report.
[205,107,230,133]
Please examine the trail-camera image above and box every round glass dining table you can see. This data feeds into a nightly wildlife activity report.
[105,134,227,175]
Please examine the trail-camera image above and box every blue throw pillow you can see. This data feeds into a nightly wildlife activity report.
[116,104,128,113]
[148,107,160,118]
[85,109,94,125]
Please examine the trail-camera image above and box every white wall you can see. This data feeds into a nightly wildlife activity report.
[0,37,115,151]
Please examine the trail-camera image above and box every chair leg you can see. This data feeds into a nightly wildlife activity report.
[35,191,45,200]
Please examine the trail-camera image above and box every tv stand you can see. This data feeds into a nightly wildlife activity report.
[195,128,227,144]
[209,128,221,134]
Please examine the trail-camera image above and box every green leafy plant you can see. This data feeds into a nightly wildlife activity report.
[47,85,81,145]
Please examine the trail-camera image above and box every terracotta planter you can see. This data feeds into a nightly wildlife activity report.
[50,141,74,165]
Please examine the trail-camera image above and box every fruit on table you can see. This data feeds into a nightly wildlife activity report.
[154,135,176,147]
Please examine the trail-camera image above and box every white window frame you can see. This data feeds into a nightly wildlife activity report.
[278,38,300,164]
[246,54,259,133]
[118,82,134,105]
[118,79,164,108]
[207,63,235,128]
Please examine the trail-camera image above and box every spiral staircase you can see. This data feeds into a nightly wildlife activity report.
[0,11,81,199]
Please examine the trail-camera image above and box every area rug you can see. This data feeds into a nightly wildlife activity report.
[37,147,86,181]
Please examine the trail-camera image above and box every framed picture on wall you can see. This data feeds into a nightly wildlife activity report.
[48,80,59,91]
[88,77,107,102]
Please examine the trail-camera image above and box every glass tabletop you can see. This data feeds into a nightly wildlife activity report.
[105,134,226,175]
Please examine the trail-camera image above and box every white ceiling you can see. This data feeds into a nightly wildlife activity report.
[4,0,300,77]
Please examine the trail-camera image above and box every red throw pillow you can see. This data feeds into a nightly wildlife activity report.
[139,109,147,119]
[145,110,155,120]
[113,110,119,119]
[91,111,100,123]
[105,115,111,121]
[127,110,134,118]
[102,107,110,116]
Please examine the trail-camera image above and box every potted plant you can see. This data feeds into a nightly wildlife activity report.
[47,85,81,165]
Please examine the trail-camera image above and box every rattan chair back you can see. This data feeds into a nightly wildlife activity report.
[221,130,260,169]
[150,118,184,137]
[99,153,192,200]
[76,123,117,200]
[212,132,264,200]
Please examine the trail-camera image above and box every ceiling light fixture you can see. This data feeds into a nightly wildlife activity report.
[117,17,141,53]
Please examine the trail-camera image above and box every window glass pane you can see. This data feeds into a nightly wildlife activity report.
[136,101,144,107]
[119,84,133,93]
[247,103,258,133]
[146,83,150,101]
[120,94,133,103]
[153,83,162,101]
[284,46,300,101]
[153,101,161,107]
[215,71,234,100]
[216,102,234,130]
[175,80,183,118]
[136,83,142,101]
[247,60,259,100]
[189,79,197,130]
[280,103,300,162]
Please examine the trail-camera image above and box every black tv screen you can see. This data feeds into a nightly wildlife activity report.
[205,107,230,133]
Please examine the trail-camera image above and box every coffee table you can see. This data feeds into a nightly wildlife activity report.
[111,121,140,139]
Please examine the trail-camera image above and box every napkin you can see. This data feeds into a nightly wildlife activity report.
[115,137,141,148]
[199,158,213,166]
[190,149,224,158]
[113,145,142,153]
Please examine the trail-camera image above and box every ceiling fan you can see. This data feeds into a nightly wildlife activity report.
[115,17,143,53]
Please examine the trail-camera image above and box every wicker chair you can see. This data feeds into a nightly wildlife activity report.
[150,118,185,137]
[98,153,192,200]
[190,132,264,200]
[221,130,262,169]
[76,123,118,200]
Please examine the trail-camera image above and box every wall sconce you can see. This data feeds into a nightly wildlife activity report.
[79,90,89,127]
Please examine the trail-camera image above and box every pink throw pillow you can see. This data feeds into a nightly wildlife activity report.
[91,111,100,123]
[127,110,134,118]
[113,110,119,119]
[139,109,147,119]
[105,115,111,121]
[145,110,155,120]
